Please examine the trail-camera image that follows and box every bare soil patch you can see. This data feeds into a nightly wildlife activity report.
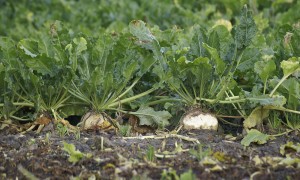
[1,125,300,180]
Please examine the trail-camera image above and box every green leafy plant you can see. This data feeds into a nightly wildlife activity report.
[57,123,69,137]
[146,145,155,162]
[0,1,299,134]
[63,142,84,163]
[118,124,132,137]
[63,142,92,163]
[0,22,73,121]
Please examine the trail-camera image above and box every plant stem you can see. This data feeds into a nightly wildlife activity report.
[146,98,183,106]
[108,87,157,108]
[112,78,140,103]
[270,74,290,97]
[271,129,294,137]
[0,102,34,107]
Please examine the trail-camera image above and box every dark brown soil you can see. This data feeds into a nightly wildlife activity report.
[1,125,300,180]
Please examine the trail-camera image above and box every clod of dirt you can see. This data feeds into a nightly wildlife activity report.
[182,110,218,130]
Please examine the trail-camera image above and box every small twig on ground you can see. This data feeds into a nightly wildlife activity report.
[122,134,200,144]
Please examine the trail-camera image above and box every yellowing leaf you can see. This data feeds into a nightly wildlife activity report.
[281,57,300,77]
[280,141,300,155]
[244,106,269,128]
[252,155,263,166]
[279,156,300,168]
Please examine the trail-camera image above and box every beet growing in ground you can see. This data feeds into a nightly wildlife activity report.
[1,125,300,180]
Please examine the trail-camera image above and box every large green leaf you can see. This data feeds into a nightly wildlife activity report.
[254,60,276,83]
[190,25,207,57]
[24,54,58,77]
[132,106,171,128]
[237,48,261,71]
[203,43,225,75]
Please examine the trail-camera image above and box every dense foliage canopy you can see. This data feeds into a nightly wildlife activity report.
[0,0,299,130]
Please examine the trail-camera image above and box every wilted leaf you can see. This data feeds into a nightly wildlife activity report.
[133,106,171,128]
[280,141,300,155]
[244,106,270,128]
[252,155,263,166]
[241,129,270,146]
[279,156,300,168]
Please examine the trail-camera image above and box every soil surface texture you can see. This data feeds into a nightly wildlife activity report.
[1,125,300,180]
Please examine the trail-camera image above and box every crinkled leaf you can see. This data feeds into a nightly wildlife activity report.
[241,129,270,146]
[129,20,164,73]
[24,54,58,77]
[63,142,84,163]
[133,106,171,127]
[249,95,286,107]
[91,34,115,66]
[129,20,156,42]
[254,60,276,83]
[244,106,270,128]
[233,5,257,49]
